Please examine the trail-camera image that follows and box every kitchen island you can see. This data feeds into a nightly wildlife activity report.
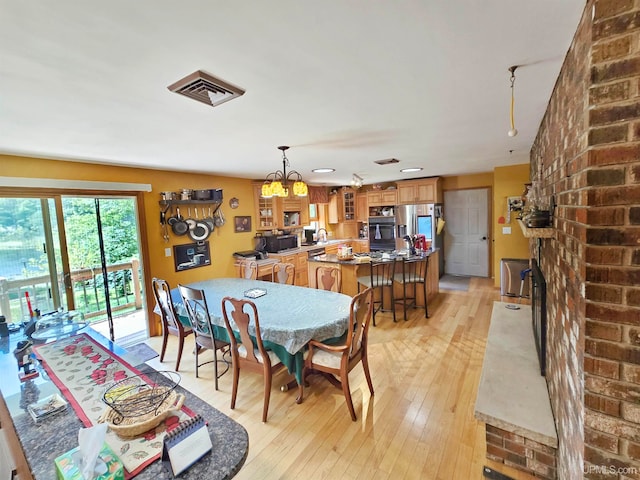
[308,249,440,303]
[0,328,248,479]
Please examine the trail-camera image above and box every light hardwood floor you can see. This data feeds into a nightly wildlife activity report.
[145,277,536,480]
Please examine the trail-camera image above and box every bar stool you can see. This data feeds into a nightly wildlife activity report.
[357,258,396,326]
[393,255,429,320]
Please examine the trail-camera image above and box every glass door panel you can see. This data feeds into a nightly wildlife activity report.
[61,197,145,343]
[0,197,66,327]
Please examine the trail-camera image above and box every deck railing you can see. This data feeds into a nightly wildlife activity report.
[0,258,142,323]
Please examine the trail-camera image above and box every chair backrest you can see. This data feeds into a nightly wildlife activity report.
[402,256,429,283]
[240,260,258,280]
[221,296,269,365]
[369,258,396,288]
[151,277,183,332]
[178,284,214,340]
[272,262,295,285]
[346,287,374,359]
[315,266,342,292]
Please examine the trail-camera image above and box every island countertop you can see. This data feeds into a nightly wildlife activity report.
[0,328,248,480]
[308,249,440,299]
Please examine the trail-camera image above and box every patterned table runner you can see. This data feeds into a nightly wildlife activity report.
[33,333,193,478]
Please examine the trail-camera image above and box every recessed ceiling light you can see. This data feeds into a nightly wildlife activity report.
[312,168,335,173]
[400,167,423,173]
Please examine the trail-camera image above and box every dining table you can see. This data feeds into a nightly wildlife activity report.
[170,277,353,398]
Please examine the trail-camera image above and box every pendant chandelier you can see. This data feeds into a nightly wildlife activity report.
[261,146,308,198]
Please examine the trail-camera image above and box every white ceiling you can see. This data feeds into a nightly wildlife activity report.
[0,1,585,187]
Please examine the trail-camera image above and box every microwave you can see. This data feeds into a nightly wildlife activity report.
[263,234,298,253]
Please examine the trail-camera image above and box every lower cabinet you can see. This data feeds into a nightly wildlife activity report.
[0,391,33,480]
[267,252,309,287]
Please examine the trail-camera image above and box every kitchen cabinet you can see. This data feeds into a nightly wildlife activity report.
[268,251,309,286]
[356,193,368,222]
[253,183,310,231]
[367,190,398,207]
[352,239,369,253]
[328,187,356,224]
[396,177,441,205]
[253,183,281,231]
[0,391,33,480]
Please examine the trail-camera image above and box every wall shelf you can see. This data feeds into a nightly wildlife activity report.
[517,219,554,239]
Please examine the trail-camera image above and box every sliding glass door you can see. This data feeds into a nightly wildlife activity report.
[0,194,146,344]
[61,196,145,343]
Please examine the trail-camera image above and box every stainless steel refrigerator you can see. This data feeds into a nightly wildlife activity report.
[395,203,444,277]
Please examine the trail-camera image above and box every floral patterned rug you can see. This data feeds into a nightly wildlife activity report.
[33,333,193,478]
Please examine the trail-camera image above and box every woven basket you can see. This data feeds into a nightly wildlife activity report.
[99,389,185,438]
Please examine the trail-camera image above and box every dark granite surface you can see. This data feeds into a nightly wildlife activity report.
[309,249,435,265]
[0,329,248,479]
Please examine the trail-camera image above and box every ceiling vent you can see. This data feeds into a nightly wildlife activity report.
[167,70,245,108]
[374,158,400,165]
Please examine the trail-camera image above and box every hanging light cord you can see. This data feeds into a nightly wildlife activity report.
[510,71,516,130]
[508,65,518,137]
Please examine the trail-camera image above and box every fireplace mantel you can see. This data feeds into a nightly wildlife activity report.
[517,219,554,238]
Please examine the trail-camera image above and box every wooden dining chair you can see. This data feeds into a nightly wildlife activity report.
[357,258,396,325]
[151,277,193,371]
[272,262,295,285]
[393,256,429,320]
[178,284,230,390]
[303,287,374,421]
[315,266,342,292]
[221,296,286,422]
[239,260,258,280]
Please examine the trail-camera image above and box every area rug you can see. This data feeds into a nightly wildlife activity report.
[126,342,159,363]
[439,274,471,291]
[33,333,193,478]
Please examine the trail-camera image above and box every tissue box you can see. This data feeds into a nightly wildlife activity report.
[55,442,124,480]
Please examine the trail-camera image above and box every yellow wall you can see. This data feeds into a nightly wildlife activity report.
[441,172,494,191]
[0,154,257,332]
[442,165,529,286]
[492,164,530,287]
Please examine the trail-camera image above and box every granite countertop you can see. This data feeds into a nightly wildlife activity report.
[1,330,248,479]
[309,250,435,265]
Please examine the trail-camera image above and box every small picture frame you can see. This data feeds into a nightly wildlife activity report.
[234,216,251,233]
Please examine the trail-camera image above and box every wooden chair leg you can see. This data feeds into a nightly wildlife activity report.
[263,368,272,422]
[362,354,375,396]
[160,330,169,362]
[341,371,357,421]
[175,336,185,371]
[230,363,239,409]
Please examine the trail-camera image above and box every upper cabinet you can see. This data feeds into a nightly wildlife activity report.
[356,193,368,222]
[252,183,309,230]
[396,177,442,205]
[367,190,398,207]
[253,183,281,230]
[328,187,356,224]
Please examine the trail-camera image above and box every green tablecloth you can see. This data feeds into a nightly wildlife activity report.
[170,278,352,383]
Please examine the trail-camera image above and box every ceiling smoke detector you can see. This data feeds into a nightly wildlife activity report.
[374,158,400,165]
[167,70,245,108]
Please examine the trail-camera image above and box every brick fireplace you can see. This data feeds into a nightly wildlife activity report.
[530,0,640,477]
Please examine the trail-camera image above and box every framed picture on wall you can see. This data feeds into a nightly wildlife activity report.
[234,216,251,233]
[174,242,211,271]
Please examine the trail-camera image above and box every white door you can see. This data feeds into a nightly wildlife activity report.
[444,188,490,277]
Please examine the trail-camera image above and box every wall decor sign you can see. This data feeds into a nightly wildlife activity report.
[174,242,211,271]
[234,216,251,233]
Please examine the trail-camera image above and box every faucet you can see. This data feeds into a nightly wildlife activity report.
[316,228,328,243]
